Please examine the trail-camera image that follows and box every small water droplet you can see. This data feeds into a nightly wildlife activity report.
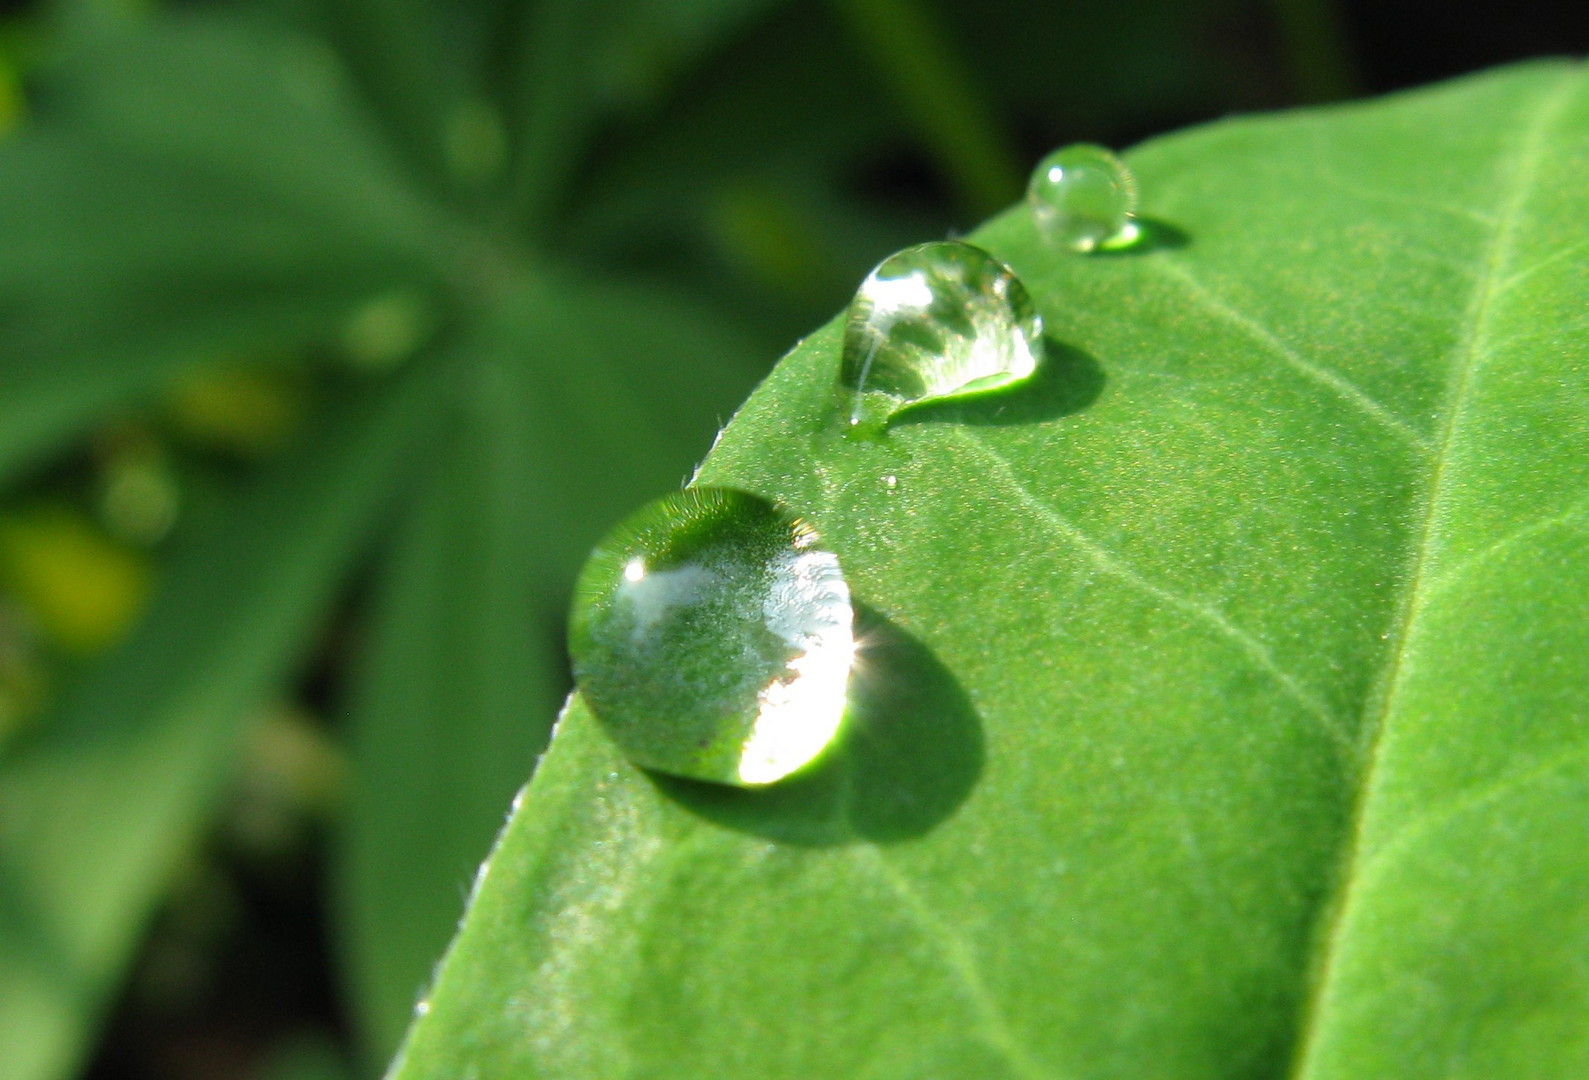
[840,241,1044,433]
[569,488,855,787]
[1027,144,1138,252]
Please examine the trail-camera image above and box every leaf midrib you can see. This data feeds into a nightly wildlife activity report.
[1282,66,1581,1080]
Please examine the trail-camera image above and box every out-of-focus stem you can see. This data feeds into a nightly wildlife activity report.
[828,0,1024,220]
[1271,0,1362,103]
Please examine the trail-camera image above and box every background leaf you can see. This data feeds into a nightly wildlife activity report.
[337,372,560,1066]
[390,61,1589,1079]
[501,0,777,234]
[0,14,451,490]
[0,367,434,1080]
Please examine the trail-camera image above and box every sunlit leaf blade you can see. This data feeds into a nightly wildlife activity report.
[391,61,1589,1079]
[0,116,436,486]
[337,270,766,1066]
[0,369,436,1080]
[314,0,459,183]
[46,14,456,262]
[1288,67,1589,1079]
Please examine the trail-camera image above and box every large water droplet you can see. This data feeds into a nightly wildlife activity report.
[840,241,1044,432]
[569,488,855,787]
[1027,144,1138,252]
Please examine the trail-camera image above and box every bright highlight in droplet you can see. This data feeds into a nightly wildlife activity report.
[1027,143,1138,252]
[840,240,1045,434]
[864,270,935,317]
[739,546,856,784]
[568,488,857,787]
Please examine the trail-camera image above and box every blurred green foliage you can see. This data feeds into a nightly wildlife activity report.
[0,0,1385,1076]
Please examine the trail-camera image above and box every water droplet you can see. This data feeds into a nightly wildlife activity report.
[1027,144,1138,252]
[840,241,1044,433]
[569,488,855,787]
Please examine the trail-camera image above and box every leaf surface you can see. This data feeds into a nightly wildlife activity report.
[334,271,767,1065]
[399,62,1589,1078]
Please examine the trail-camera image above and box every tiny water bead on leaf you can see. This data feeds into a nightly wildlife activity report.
[1026,143,1139,252]
[840,241,1044,434]
[568,488,856,787]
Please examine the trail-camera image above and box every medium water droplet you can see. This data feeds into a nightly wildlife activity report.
[840,241,1044,432]
[1027,144,1138,252]
[569,488,855,787]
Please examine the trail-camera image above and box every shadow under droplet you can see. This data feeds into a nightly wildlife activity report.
[889,339,1104,429]
[1094,216,1189,256]
[649,605,983,846]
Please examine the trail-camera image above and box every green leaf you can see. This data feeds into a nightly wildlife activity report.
[394,62,1589,1077]
[0,369,435,1080]
[334,271,766,1065]
[48,14,455,260]
[503,0,776,234]
[0,14,453,486]
[563,4,968,339]
[336,345,564,1066]
[0,134,412,483]
[314,0,460,182]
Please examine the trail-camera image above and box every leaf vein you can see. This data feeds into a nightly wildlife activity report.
[1421,496,1589,604]
[1283,67,1582,1080]
[855,847,1057,1080]
[1150,260,1435,452]
[1498,236,1589,295]
[1307,132,1500,225]
[956,430,1351,753]
[1355,745,1589,896]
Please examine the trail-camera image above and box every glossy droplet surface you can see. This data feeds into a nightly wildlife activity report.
[569,488,855,787]
[1027,144,1138,252]
[841,241,1044,430]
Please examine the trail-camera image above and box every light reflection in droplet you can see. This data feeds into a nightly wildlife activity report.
[840,241,1044,434]
[1027,143,1138,252]
[569,488,856,787]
